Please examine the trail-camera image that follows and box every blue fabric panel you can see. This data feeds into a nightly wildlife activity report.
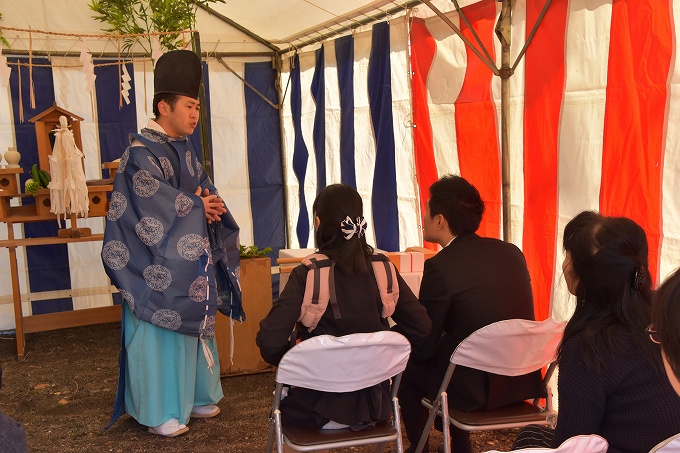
[8,58,72,314]
[368,23,399,251]
[290,55,310,247]
[189,62,213,174]
[94,61,138,164]
[244,61,285,296]
[311,47,326,194]
[334,35,357,188]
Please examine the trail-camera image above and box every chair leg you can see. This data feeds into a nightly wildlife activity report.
[440,392,450,453]
[415,395,442,453]
[274,409,284,453]
[266,412,276,452]
[393,396,404,453]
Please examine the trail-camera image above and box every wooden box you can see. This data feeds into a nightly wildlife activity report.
[34,189,52,216]
[384,251,412,272]
[0,168,21,196]
[215,257,273,376]
[405,246,438,261]
[87,187,109,216]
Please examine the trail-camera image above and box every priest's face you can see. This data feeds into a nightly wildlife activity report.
[161,96,200,137]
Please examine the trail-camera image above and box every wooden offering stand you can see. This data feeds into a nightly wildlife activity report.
[0,103,119,359]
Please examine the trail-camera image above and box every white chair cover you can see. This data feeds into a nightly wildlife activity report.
[650,433,680,452]
[275,330,411,393]
[484,434,609,453]
[451,318,566,375]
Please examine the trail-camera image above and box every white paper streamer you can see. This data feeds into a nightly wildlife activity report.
[121,64,131,105]
[79,40,96,93]
[58,66,70,107]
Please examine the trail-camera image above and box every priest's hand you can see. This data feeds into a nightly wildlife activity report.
[195,187,227,224]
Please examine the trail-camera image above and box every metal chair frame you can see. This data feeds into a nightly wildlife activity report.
[265,331,411,452]
[414,318,566,453]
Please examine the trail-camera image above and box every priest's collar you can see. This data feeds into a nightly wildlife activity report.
[140,119,187,143]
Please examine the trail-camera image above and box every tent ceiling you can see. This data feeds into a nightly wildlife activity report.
[208,0,417,46]
[0,0,478,57]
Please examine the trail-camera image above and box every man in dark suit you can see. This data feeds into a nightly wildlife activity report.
[399,175,542,453]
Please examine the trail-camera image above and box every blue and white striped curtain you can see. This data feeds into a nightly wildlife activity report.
[281,17,421,252]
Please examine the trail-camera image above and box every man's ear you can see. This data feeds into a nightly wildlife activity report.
[438,214,449,232]
[157,100,169,117]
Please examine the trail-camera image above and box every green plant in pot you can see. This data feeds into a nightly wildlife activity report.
[239,245,272,259]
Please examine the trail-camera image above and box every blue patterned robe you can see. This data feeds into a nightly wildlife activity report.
[102,127,243,340]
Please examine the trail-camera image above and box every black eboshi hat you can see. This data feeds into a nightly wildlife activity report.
[153,49,202,99]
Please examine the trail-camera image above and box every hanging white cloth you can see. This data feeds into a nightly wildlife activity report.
[48,115,89,226]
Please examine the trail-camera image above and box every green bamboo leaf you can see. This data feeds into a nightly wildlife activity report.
[87,0,226,53]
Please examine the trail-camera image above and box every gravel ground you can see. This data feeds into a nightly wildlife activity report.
[0,322,517,452]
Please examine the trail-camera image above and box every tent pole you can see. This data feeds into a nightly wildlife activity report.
[420,0,499,75]
[496,0,512,243]
[196,4,280,53]
[274,57,292,249]
[192,32,214,180]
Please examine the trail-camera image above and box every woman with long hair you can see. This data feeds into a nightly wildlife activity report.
[652,268,680,396]
[257,184,431,430]
[513,211,680,452]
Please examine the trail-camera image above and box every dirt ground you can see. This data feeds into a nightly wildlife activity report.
[0,322,517,452]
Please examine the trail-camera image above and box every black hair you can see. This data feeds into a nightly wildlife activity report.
[653,268,680,381]
[313,184,373,274]
[428,175,485,236]
[559,210,659,371]
[152,94,181,118]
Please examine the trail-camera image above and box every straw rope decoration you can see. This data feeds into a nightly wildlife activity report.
[0,25,196,120]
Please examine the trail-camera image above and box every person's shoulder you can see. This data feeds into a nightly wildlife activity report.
[474,234,520,249]
[471,235,527,258]
[446,233,520,253]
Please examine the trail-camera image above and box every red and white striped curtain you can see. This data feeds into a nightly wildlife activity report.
[411,0,679,320]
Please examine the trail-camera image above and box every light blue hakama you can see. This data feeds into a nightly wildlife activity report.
[122,304,223,427]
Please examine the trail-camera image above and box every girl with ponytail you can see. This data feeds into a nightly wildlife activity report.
[257,184,431,432]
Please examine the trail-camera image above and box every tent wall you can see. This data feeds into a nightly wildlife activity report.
[411,0,679,320]
[1,0,679,329]
[280,0,680,321]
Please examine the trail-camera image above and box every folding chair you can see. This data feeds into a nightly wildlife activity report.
[650,433,680,453]
[265,331,412,452]
[484,434,608,453]
[414,318,566,453]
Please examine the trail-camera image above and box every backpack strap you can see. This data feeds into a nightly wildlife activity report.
[370,253,399,318]
[299,253,336,331]
[298,252,400,331]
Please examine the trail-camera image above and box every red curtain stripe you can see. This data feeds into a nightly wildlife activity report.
[410,18,440,251]
[522,0,568,321]
[600,0,672,284]
[454,0,502,240]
